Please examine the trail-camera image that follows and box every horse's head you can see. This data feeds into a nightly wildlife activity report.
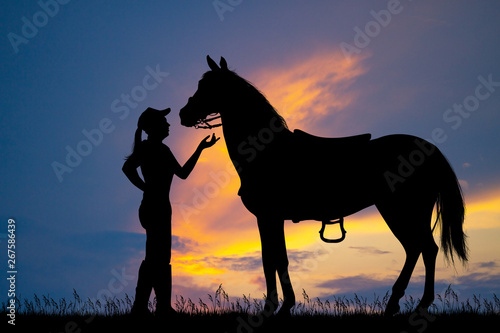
[180,56,230,129]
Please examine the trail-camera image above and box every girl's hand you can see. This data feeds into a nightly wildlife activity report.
[178,134,220,179]
[199,133,220,150]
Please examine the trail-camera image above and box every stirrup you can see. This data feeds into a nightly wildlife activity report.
[319,218,346,243]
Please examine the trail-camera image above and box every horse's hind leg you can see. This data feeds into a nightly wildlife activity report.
[386,242,421,316]
[378,197,436,316]
[386,228,437,315]
[377,202,424,316]
[420,231,439,309]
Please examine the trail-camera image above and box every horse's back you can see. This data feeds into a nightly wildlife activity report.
[292,129,371,154]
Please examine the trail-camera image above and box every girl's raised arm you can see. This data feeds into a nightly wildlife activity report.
[175,134,219,180]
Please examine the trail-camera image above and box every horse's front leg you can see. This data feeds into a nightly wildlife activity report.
[275,222,295,316]
[257,217,279,314]
[257,217,295,317]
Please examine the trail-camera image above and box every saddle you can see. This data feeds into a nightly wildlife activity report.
[292,129,371,154]
[290,129,372,243]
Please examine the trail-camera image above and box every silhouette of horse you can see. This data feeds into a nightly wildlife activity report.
[180,56,468,316]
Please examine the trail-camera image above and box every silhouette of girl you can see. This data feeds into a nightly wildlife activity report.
[122,107,219,316]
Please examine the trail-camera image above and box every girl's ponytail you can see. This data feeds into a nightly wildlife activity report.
[126,127,143,160]
[127,107,169,159]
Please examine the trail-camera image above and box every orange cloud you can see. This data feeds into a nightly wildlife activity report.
[248,49,370,131]
[462,187,500,230]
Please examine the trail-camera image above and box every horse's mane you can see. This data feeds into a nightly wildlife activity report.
[204,70,289,130]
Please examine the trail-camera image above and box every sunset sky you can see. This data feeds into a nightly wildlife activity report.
[1,1,500,307]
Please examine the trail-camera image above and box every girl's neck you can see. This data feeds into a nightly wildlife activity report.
[147,135,165,143]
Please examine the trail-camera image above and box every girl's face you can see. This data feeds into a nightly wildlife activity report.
[146,117,170,140]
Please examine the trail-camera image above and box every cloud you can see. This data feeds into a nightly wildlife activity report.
[172,275,221,301]
[250,48,370,132]
[475,261,498,269]
[173,251,262,276]
[458,179,469,190]
[463,188,500,229]
[172,235,199,254]
[249,275,266,290]
[314,269,500,301]
[316,274,395,295]
[207,252,263,272]
[174,248,336,277]
[436,270,500,298]
[349,246,391,255]
[454,272,500,288]
[286,249,334,272]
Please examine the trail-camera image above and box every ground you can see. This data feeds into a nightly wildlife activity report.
[7,312,499,333]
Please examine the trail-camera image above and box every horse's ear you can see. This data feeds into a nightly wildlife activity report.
[207,55,220,71]
[220,57,228,70]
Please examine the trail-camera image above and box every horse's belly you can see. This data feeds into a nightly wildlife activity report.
[241,178,374,221]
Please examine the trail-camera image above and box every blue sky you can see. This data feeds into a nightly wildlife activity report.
[1,1,500,308]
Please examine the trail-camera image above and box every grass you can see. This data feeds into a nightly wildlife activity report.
[3,285,499,332]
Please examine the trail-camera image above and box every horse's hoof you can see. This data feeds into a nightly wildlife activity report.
[384,302,400,317]
[276,308,291,318]
[417,297,434,310]
[276,300,293,318]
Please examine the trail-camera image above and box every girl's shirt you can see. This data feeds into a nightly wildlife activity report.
[139,140,181,204]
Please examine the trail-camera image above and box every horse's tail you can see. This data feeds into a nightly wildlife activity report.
[434,153,468,266]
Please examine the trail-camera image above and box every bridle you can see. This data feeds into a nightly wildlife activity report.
[194,113,222,129]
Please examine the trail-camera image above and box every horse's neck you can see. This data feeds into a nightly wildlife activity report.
[221,111,255,166]
[221,106,288,175]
